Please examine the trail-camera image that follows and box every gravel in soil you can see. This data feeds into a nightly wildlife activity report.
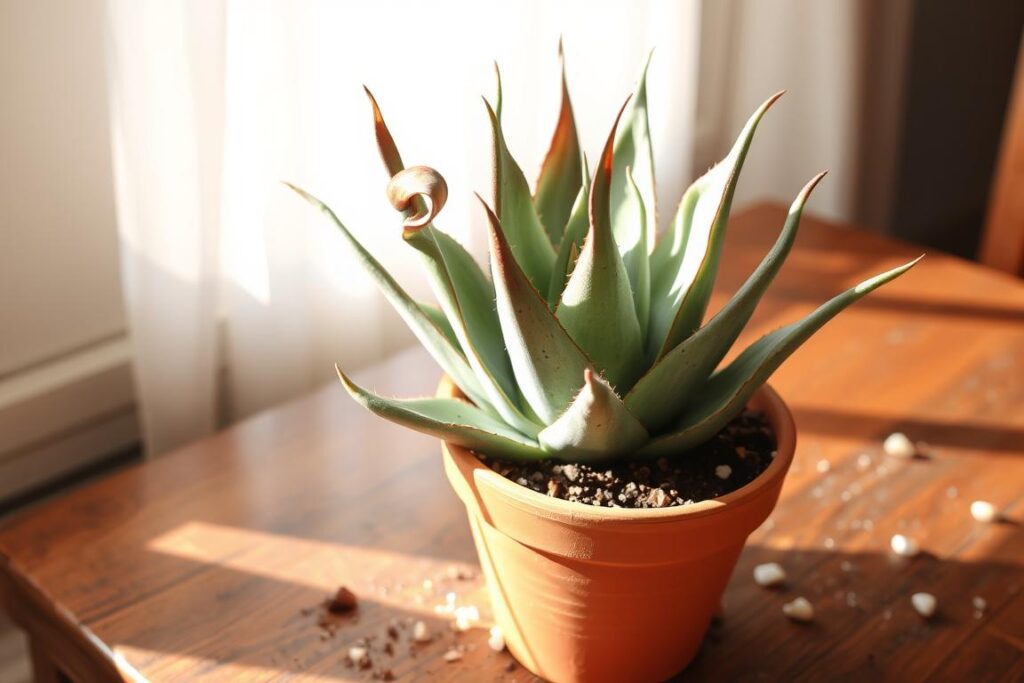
[479,409,776,509]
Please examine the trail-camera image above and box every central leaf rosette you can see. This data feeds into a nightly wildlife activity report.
[289,51,919,463]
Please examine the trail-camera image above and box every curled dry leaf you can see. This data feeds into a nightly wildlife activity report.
[386,165,448,231]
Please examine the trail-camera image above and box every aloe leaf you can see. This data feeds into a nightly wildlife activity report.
[637,257,922,458]
[648,92,784,360]
[365,96,539,435]
[485,100,556,292]
[547,157,590,305]
[482,196,593,423]
[404,226,538,435]
[364,87,404,177]
[493,61,503,123]
[418,302,459,349]
[285,183,488,411]
[612,52,657,254]
[534,43,583,245]
[556,101,645,391]
[338,369,546,461]
[627,173,826,431]
[622,167,651,340]
[538,369,650,461]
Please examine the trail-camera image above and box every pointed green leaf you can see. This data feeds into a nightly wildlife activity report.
[538,369,649,461]
[637,257,922,458]
[285,184,488,411]
[612,52,657,254]
[648,92,784,359]
[547,157,590,305]
[486,100,556,292]
[482,196,593,423]
[493,61,503,123]
[556,101,645,391]
[418,302,459,349]
[627,173,826,431]
[534,45,583,245]
[338,369,546,461]
[622,167,651,341]
[404,226,539,436]
[363,97,539,436]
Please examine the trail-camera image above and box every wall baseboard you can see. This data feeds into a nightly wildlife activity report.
[0,336,139,503]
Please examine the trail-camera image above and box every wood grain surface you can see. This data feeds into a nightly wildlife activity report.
[1,203,1022,681]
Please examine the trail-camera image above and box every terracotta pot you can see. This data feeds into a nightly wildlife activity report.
[441,378,796,683]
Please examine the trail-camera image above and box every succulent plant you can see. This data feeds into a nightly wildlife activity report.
[288,54,918,464]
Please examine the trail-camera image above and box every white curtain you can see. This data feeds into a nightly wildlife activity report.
[105,0,702,456]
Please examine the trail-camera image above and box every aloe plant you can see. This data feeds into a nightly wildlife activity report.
[289,55,919,463]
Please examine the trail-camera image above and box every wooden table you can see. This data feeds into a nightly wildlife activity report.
[2,203,1022,682]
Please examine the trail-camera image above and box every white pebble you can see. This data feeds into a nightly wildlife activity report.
[753,562,786,587]
[412,620,432,643]
[487,625,506,652]
[972,596,987,611]
[715,464,732,480]
[348,646,369,666]
[816,459,831,473]
[970,500,999,523]
[452,605,480,631]
[890,534,920,557]
[782,596,814,622]
[443,647,463,663]
[883,432,915,458]
[856,453,872,470]
[911,592,937,618]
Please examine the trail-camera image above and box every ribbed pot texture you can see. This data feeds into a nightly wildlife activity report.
[441,378,796,683]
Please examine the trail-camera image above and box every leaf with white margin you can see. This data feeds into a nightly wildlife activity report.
[338,369,546,461]
[612,52,657,254]
[556,99,645,391]
[637,257,922,457]
[538,369,649,462]
[483,196,593,424]
[648,92,784,359]
[627,172,827,431]
[285,184,488,411]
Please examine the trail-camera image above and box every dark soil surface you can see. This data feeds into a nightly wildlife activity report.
[480,409,777,509]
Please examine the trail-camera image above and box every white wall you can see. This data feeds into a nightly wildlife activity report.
[0,0,137,500]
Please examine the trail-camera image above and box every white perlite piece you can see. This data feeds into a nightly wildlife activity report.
[890,533,920,557]
[348,646,369,666]
[972,596,987,612]
[782,597,814,622]
[816,459,831,473]
[412,620,432,643]
[883,432,915,458]
[970,500,999,523]
[715,464,732,480]
[452,605,480,632]
[443,648,463,663]
[488,626,506,652]
[911,592,937,618]
[753,562,786,587]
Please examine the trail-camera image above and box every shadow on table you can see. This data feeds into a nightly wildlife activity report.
[790,406,1024,455]
[74,522,1020,682]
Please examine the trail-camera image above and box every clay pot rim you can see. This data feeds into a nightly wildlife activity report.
[442,380,796,526]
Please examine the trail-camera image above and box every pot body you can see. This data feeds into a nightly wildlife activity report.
[441,382,796,683]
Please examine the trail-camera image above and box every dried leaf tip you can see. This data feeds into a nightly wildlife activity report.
[386,165,448,232]
[363,86,404,177]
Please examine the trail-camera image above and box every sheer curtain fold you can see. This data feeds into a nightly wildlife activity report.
[106,0,702,456]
